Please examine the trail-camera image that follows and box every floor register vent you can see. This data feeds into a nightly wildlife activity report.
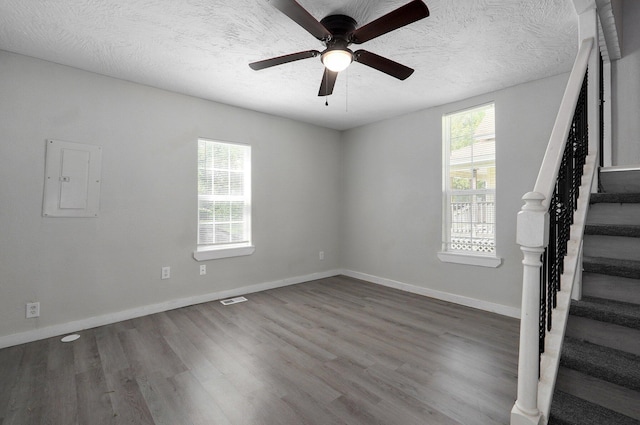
[220,296,248,306]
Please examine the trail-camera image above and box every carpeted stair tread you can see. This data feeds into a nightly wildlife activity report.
[585,224,640,237]
[590,193,640,204]
[570,296,640,329]
[560,336,640,391]
[583,256,640,279]
[549,390,640,425]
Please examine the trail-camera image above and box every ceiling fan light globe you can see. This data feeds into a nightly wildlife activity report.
[322,49,352,72]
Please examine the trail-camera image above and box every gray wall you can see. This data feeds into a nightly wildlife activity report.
[612,0,640,164]
[0,51,342,341]
[0,48,572,343]
[340,73,570,311]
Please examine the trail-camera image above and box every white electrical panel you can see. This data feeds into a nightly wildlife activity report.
[43,139,102,217]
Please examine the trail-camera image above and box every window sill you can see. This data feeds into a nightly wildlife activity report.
[437,251,502,268]
[193,245,255,261]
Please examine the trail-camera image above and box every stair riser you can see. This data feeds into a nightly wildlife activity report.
[582,272,640,304]
[600,169,640,193]
[583,235,640,261]
[587,203,640,226]
[560,339,640,393]
[555,367,640,421]
[565,315,640,356]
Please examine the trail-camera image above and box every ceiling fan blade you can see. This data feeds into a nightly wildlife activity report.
[351,0,429,44]
[249,50,320,70]
[353,50,414,80]
[267,0,332,40]
[318,69,338,96]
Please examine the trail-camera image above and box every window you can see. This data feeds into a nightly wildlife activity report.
[194,139,254,261]
[439,103,500,267]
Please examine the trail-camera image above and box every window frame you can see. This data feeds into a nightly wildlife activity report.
[193,138,254,261]
[438,102,501,268]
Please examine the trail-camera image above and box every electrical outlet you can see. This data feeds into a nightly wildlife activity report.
[319,251,325,260]
[26,302,40,318]
[200,265,206,275]
[161,266,171,280]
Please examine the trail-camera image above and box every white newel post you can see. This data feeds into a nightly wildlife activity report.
[511,192,549,425]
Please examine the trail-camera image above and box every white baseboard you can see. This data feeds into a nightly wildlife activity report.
[0,268,519,349]
[0,269,342,349]
[342,270,521,318]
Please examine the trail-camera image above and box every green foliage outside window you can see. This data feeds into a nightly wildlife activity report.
[449,110,485,151]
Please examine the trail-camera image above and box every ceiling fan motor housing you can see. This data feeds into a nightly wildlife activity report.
[319,15,357,72]
[320,15,357,43]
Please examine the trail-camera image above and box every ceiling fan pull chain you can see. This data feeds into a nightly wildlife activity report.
[324,67,329,106]
[345,68,349,112]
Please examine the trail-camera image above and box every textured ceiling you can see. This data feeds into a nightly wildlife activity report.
[0,0,578,130]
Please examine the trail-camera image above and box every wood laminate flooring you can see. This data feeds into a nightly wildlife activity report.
[0,275,520,425]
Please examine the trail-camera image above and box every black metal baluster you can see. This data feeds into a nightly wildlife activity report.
[538,69,589,357]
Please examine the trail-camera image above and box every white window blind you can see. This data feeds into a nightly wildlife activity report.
[197,139,251,248]
[443,103,496,255]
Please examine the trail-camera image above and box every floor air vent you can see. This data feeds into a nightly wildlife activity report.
[220,296,248,306]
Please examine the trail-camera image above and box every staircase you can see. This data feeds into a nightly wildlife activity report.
[549,167,640,425]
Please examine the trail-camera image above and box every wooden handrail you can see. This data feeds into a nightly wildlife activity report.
[533,38,594,207]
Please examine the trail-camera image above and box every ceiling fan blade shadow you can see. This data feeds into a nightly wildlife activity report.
[249,50,320,70]
[267,0,332,40]
[318,69,338,96]
[351,0,429,44]
[353,50,414,80]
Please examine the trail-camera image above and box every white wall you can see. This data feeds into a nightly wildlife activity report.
[0,51,342,344]
[612,0,640,164]
[340,73,570,313]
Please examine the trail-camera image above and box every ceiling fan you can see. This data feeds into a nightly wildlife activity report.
[249,0,430,97]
